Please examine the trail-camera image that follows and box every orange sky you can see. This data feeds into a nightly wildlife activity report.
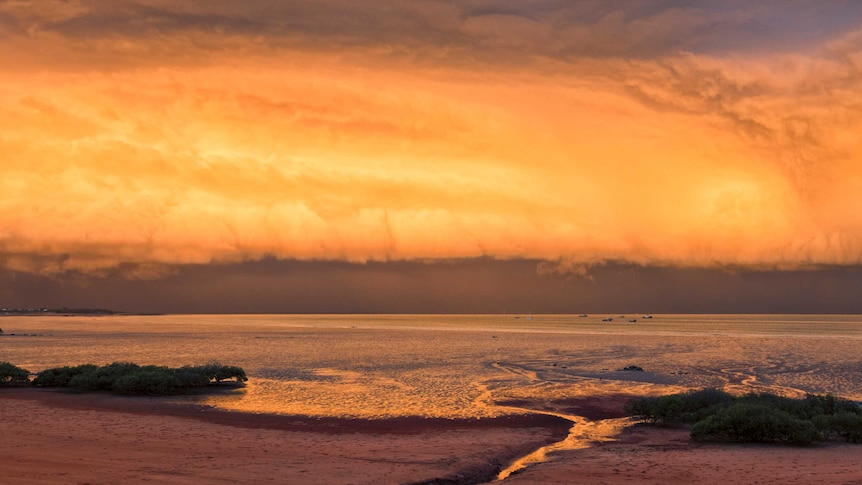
[2,1,862,280]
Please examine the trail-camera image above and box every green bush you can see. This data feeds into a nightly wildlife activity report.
[627,393,687,424]
[802,394,861,418]
[30,361,247,395]
[691,402,821,445]
[819,412,862,443]
[200,363,248,383]
[625,388,735,425]
[0,361,248,395]
[33,364,99,387]
[627,389,860,447]
[173,366,213,388]
[0,361,30,386]
[112,367,183,395]
[738,392,808,420]
[68,362,142,391]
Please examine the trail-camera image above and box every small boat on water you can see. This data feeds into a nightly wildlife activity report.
[579,313,588,317]
[602,317,613,322]
[642,315,654,319]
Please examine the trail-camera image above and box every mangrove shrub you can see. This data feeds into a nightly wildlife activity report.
[33,364,99,387]
[33,362,248,396]
[0,361,30,386]
[627,388,862,446]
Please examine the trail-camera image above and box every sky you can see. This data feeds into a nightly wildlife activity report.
[2,1,862,313]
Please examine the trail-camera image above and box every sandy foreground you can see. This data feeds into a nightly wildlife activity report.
[2,389,862,485]
[0,388,567,485]
[505,421,862,485]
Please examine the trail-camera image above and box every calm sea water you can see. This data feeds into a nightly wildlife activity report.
[2,314,860,418]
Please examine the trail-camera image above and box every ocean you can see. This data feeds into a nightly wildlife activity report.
[2,314,860,418]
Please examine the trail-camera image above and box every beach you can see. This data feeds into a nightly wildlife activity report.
[506,425,862,484]
[3,388,862,484]
[0,388,569,485]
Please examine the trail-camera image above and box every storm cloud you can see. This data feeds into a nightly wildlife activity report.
[2,1,862,288]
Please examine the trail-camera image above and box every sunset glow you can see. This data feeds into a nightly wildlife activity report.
[2,1,862,280]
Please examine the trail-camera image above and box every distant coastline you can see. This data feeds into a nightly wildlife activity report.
[1,308,130,317]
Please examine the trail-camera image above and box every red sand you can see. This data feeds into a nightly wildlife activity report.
[0,388,567,484]
[2,388,862,484]
[505,422,862,485]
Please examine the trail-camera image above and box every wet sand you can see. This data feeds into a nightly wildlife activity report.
[4,389,862,484]
[0,388,569,484]
[498,395,862,485]
[505,425,862,485]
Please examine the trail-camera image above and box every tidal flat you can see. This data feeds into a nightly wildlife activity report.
[2,314,861,483]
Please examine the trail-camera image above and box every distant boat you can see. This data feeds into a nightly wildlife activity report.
[642,315,654,319]
[579,313,588,317]
[602,317,613,322]
[629,319,638,323]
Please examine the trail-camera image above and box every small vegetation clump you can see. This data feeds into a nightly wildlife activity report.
[626,389,862,446]
[31,362,248,396]
[32,364,100,387]
[0,361,31,386]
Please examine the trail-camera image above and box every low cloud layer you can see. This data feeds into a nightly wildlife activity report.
[2,1,862,277]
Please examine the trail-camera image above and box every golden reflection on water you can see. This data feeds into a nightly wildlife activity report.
[3,314,862,420]
[495,416,631,480]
